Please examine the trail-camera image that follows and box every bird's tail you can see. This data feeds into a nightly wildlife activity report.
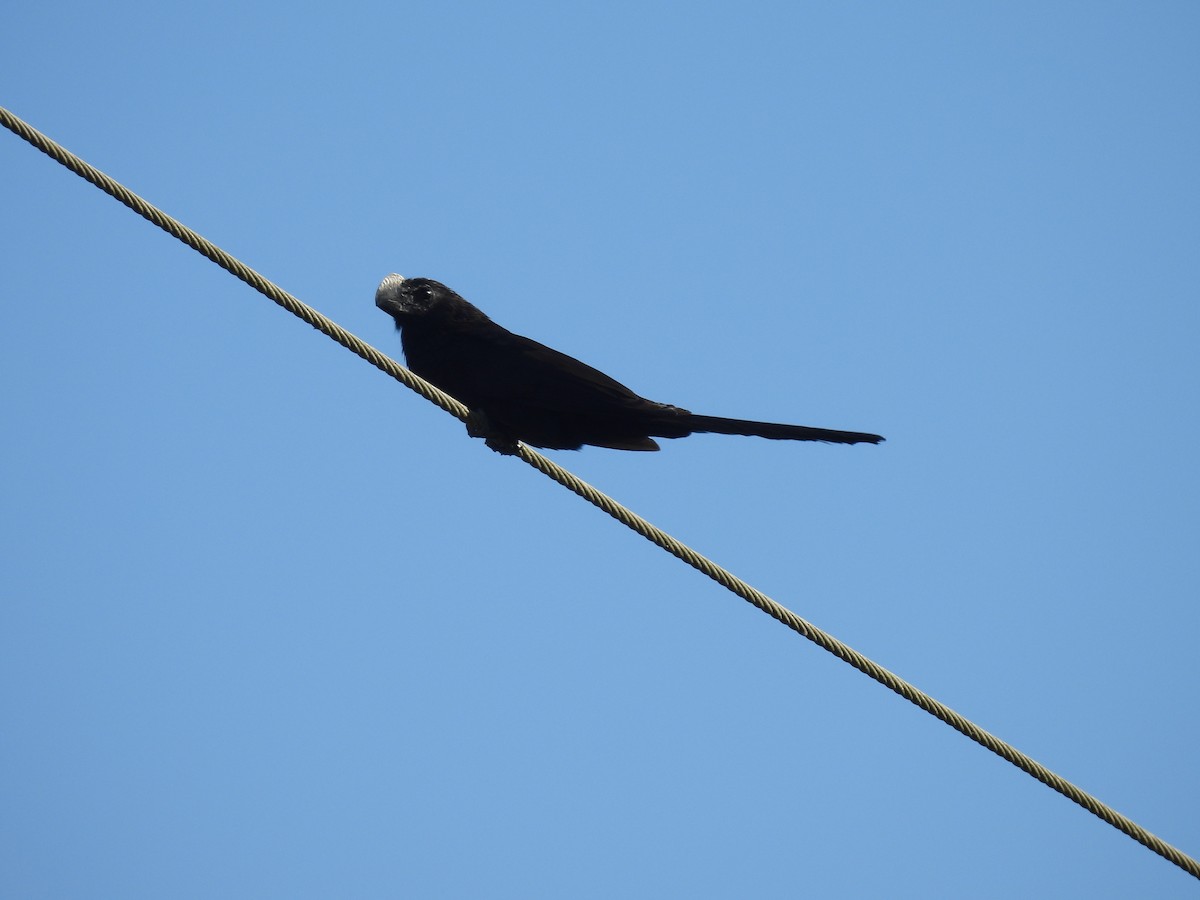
[682,414,884,445]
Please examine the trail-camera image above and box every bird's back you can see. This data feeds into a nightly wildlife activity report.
[401,318,677,450]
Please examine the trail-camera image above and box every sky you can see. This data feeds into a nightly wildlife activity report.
[2,3,1198,897]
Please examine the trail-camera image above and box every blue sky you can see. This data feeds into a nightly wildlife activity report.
[3,3,1198,897]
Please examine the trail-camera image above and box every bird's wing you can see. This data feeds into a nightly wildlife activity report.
[454,327,656,413]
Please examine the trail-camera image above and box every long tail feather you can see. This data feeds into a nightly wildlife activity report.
[682,414,884,445]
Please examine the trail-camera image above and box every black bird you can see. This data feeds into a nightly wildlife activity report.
[376,274,884,454]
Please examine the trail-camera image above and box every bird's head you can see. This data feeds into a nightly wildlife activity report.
[375,275,447,321]
[375,275,488,329]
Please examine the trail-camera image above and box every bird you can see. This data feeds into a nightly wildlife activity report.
[376,274,884,454]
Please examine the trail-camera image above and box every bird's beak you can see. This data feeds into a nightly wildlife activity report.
[375,273,407,317]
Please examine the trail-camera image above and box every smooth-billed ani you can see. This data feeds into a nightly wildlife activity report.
[376,274,884,454]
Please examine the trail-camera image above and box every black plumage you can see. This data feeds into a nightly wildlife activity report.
[376,275,884,454]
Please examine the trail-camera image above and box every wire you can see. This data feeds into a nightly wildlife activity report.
[3,104,1196,882]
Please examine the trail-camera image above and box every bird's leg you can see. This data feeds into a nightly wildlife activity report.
[465,408,521,456]
[485,435,521,455]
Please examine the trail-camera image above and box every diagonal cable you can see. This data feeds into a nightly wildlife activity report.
[3,105,1196,882]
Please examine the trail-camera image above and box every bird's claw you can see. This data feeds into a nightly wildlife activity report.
[466,409,521,455]
[484,436,521,456]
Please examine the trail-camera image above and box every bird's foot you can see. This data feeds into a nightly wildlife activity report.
[466,409,521,456]
[484,436,521,455]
